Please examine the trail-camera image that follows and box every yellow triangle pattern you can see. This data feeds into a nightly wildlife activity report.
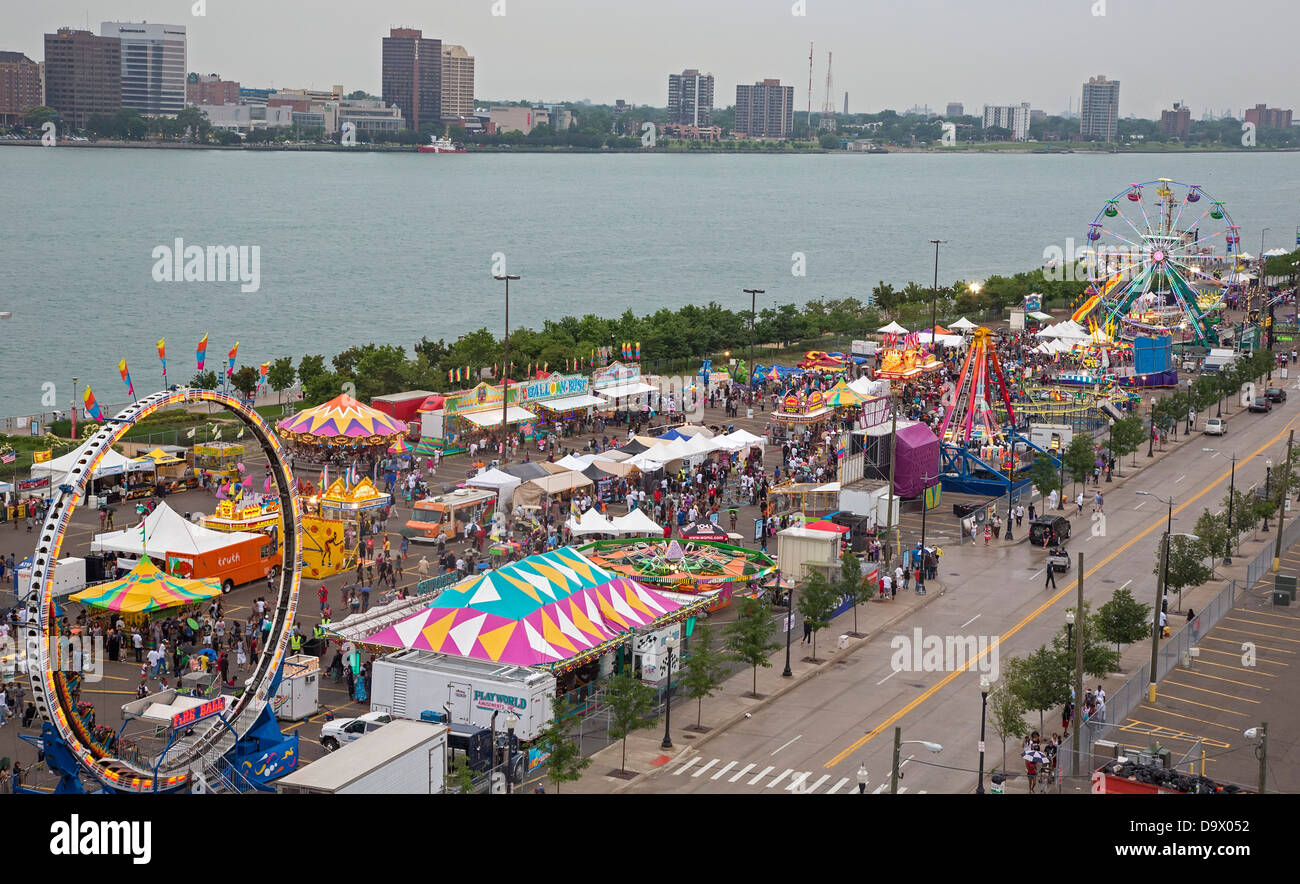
[597,593,629,630]
[539,611,578,654]
[567,598,606,640]
[500,572,542,604]
[477,622,517,661]
[621,584,654,619]
[420,610,459,651]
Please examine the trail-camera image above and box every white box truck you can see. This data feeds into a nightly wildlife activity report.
[19,556,86,599]
[370,649,556,742]
[275,720,448,794]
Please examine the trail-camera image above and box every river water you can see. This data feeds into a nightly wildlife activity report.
[1,146,1297,419]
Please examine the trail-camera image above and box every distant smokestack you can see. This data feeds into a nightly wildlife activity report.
[843,92,848,115]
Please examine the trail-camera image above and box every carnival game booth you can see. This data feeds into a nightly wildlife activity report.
[592,361,658,412]
[416,382,535,457]
[874,331,943,380]
[353,547,712,694]
[192,441,244,483]
[522,373,606,430]
[30,442,156,504]
[769,390,835,442]
[579,537,776,612]
[202,497,282,533]
[511,470,593,511]
[91,501,278,593]
[139,447,194,492]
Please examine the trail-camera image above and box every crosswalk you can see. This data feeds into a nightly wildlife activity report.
[669,755,927,794]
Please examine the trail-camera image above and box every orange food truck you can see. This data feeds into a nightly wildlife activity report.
[406,488,497,542]
[166,532,281,593]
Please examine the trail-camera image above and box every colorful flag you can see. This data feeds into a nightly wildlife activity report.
[197,333,208,370]
[448,368,454,384]
[157,338,167,377]
[118,358,135,398]
[635,342,641,359]
[259,362,270,378]
[227,342,239,377]
[0,452,15,465]
[33,449,52,464]
[83,387,103,421]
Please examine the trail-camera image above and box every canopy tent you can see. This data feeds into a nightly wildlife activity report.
[566,507,619,536]
[512,470,594,509]
[581,463,618,482]
[877,321,909,334]
[595,381,657,400]
[1028,311,1054,322]
[822,380,865,408]
[459,405,537,429]
[609,508,662,535]
[500,461,552,482]
[618,440,649,455]
[948,317,978,331]
[805,519,850,534]
[362,547,702,668]
[140,447,185,466]
[69,558,222,614]
[91,500,264,559]
[715,429,766,453]
[30,442,151,485]
[465,467,523,506]
[623,451,665,472]
[276,393,408,448]
[533,393,606,411]
[554,454,597,471]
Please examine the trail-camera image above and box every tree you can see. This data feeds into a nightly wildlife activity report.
[679,623,727,729]
[1050,601,1121,684]
[1193,508,1230,570]
[448,753,475,794]
[189,370,218,390]
[986,678,1029,774]
[536,695,591,792]
[267,356,296,403]
[839,550,870,637]
[1109,415,1144,471]
[229,365,260,400]
[798,571,839,662]
[1027,454,1063,504]
[1006,645,1070,736]
[1061,433,1095,502]
[297,354,327,386]
[1159,533,1212,610]
[723,596,781,698]
[1096,587,1151,652]
[604,672,656,775]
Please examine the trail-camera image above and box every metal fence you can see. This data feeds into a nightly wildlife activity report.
[1244,512,1300,591]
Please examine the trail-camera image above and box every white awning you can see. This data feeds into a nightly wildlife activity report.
[534,393,606,411]
[596,382,657,399]
[459,406,537,428]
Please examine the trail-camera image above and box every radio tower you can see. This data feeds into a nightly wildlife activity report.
[820,51,836,132]
[807,42,814,130]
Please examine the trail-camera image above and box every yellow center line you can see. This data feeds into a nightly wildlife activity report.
[824,415,1300,769]
[1161,679,1261,703]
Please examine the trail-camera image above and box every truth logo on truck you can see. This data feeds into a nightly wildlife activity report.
[474,690,526,712]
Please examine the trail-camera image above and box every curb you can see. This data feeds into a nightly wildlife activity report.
[608,581,950,793]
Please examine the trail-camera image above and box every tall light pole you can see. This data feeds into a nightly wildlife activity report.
[71,376,79,439]
[1072,552,1084,777]
[1273,430,1294,571]
[505,710,518,794]
[1106,418,1114,481]
[660,644,675,749]
[1137,491,1174,703]
[1147,396,1157,457]
[1262,459,1273,532]
[744,289,765,389]
[889,727,941,794]
[928,239,947,348]
[976,675,990,794]
[494,273,520,464]
[782,576,795,677]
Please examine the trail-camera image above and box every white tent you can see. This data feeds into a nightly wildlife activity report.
[565,507,619,536]
[91,501,263,559]
[465,467,522,506]
[30,442,149,485]
[717,429,765,452]
[849,377,890,399]
[877,321,908,334]
[554,454,595,471]
[1263,248,1288,257]
[948,317,978,331]
[623,452,664,472]
[609,509,663,535]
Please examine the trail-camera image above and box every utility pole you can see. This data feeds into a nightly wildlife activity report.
[744,289,764,387]
[1072,551,1084,783]
[883,392,898,568]
[494,273,520,464]
[1257,722,1268,794]
[1148,504,1172,704]
[889,726,902,795]
[807,42,814,131]
[1274,430,1293,572]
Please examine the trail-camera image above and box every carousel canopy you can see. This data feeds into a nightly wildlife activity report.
[276,393,408,447]
[69,558,222,613]
[364,547,693,666]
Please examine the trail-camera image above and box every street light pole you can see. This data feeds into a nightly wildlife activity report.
[1263,460,1273,532]
[1225,452,1237,564]
[1147,397,1156,457]
[782,578,794,677]
[1139,492,1174,704]
[661,645,674,749]
[71,376,79,440]
[506,711,518,794]
[1004,455,1014,542]
[1274,430,1294,571]
[976,676,990,794]
[744,288,764,389]
[929,239,947,349]
[1106,418,1114,482]
[494,273,520,465]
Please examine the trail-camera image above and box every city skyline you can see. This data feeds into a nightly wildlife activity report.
[5,0,1298,119]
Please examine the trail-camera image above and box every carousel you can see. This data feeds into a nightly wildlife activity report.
[875,331,942,380]
[276,393,409,453]
[577,537,777,611]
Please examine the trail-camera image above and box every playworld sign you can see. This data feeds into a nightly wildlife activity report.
[473,689,527,712]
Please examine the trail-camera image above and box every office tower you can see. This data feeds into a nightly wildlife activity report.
[668,69,714,127]
[735,79,795,138]
[382,27,441,131]
[42,28,121,128]
[100,22,186,116]
[441,45,475,120]
[1080,75,1120,141]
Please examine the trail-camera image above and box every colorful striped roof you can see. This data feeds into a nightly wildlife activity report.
[276,394,407,445]
[69,558,223,613]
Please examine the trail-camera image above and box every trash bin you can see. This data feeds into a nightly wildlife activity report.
[990,774,1005,794]
[837,634,850,649]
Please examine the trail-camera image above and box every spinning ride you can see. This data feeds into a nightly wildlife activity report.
[23,388,301,793]
[937,328,1016,445]
[1078,179,1237,346]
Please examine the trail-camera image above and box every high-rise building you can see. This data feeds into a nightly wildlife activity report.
[0,51,43,125]
[1160,102,1191,139]
[382,27,441,131]
[1080,75,1120,141]
[441,45,475,120]
[667,69,714,127]
[100,22,186,116]
[982,102,1031,141]
[1244,104,1293,129]
[186,73,240,106]
[946,102,964,117]
[734,79,794,139]
[42,28,121,128]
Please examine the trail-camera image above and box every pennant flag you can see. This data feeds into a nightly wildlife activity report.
[196,333,208,371]
[259,362,270,378]
[83,387,103,421]
[465,365,470,383]
[636,341,641,359]
[118,358,135,398]
[543,362,548,373]
[227,342,239,376]
[186,427,196,439]
[157,338,166,377]
[448,368,454,384]
[33,449,53,464]
[0,451,15,465]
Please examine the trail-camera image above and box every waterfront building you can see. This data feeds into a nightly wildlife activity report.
[382,27,441,131]
[1160,102,1191,139]
[945,102,964,117]
[734,79,794,139]
[661,122,721,141]
[668,68,714,127]
[186,72,240,106]
[42,28,121,128]
[489,105,549,135]
[982,102,1030,141]
[441,45,475,120]
[1080,74,1120,141]
[0,51,42,125]
[1243,104,1293,129]
[100,22,186,117]
[196,103,293,132]
[338,99,405,137]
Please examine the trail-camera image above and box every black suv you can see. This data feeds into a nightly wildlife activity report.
[1028,515,1072,547]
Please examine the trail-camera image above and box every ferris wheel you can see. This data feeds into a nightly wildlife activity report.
[21,388,302,793]
[1077,179,1240,345]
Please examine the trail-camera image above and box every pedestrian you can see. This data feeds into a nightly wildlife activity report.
[1093,491,1104,514]
[1061,699,1072,739]
[1075,492,1084,515]
[801,616,812,645]
[1028,502,1036,522]
[132,629,143,664]
[1045,560,1056,589]
[983,523,991,545]
[970,522,978,545]
[915,565,925,595]
[880,573,891,600]
[857,762,869,794]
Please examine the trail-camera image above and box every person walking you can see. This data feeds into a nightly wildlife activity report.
[856,762,869,794]
[1045,560,1057,589]
[801,616,812,646]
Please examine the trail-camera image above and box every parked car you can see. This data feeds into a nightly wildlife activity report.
[1029,515,1072,547]
[1265,387,1287,403]
[1204,417,1226,435]
[320,710,393,752]
[1249,397,1272,413]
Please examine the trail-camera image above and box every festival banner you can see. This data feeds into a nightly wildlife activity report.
[83,387,103,421]
[118,358,135,399]
[197,333,209,370]
[157,338,167,377]
[33,449,52,464]
[227,342,239,377]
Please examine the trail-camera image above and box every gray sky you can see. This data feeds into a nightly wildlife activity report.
[10,0,1297,117]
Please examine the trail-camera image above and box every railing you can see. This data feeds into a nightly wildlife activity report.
[1244,511,1300,591]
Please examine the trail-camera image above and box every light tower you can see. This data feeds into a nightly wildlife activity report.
[807,42,814,130]
[820,52,836,132]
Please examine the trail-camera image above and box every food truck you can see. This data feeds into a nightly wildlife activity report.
[406,487,497,542]
[193,442,244,482]
[166,532,280,593]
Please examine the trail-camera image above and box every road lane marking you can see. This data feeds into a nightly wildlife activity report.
[802,774,831,793]
[771,734,802,755]
[826,776,849,794]
[824,412,1300,769]
[729,762,755,782]
[1119,580,1132,592]
[1135,501,1146,510]
[1176,474,1185,483]
[766,769,793,788]
[961,614,981,629]
[673,757,699,775]
[876,670,899,686]
[872,783,889,794]
[1029,569,1044,581]
[712,760,737,780]
[786,771,811,791]
[692,758,719,777]
[1162,679,1261,703]
[748,765,773,785]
